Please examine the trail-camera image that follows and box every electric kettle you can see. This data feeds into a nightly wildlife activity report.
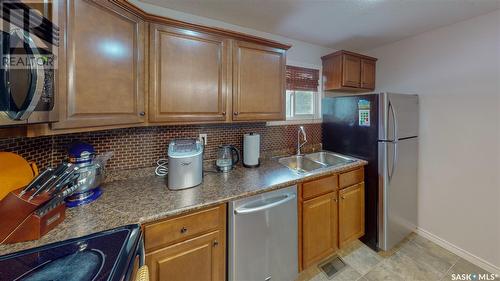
[216,145,240,172]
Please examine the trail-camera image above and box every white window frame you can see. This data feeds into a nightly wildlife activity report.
[268,62,322,126]
[286,90,320,120]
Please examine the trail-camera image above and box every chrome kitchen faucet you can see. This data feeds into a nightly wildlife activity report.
[297,126,307,155]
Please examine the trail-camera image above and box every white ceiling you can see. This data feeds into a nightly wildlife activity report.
[139,0,499,51]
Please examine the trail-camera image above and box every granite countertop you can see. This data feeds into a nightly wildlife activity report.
[0,155,367,256]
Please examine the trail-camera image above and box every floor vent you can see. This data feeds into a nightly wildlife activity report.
[318,256,346,279]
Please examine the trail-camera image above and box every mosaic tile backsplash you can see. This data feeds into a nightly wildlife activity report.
[0,123,322,171]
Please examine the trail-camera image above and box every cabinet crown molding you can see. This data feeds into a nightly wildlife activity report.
[321,50,377,61]
[110,0,292,50]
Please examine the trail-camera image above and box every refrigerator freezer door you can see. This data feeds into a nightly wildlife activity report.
[322,94,380,250]
[379,93,419,141]
[378,137,418,251]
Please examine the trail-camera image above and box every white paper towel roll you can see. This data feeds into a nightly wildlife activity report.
[243,133,260,166]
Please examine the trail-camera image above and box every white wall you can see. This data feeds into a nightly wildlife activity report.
[367,10,500,271]
[131,0,334,68]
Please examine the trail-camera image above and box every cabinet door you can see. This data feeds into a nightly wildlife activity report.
[361,59,376,90]
[302,192,338,269]
[146,231,225,281]
[341,54,361,88]
[339,182,365,247]
[149,24,230,123]
[53,0,145,129]
[233,41,285,121]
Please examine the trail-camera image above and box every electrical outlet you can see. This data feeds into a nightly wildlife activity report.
[199,134,207,145]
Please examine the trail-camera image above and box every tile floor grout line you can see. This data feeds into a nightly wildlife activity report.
[440,258,460,281]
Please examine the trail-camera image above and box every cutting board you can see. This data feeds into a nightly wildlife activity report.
[0,152,38,200]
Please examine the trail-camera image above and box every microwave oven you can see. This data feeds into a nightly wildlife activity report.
[0,3,58,126]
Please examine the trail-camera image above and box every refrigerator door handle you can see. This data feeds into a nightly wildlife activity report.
[388,100,399,182]
[389,101,398,141]
[389,141,398,182]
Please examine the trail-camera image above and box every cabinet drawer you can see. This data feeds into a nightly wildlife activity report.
[339,168,364,189]
[144,205,225,251]
[302,175,338,200]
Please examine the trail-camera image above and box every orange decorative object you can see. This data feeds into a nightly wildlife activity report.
[0,152,39,200]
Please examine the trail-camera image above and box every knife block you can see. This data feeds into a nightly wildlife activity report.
[0,189,66,244]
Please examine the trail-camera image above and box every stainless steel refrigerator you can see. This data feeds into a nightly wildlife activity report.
[322,92,418,251]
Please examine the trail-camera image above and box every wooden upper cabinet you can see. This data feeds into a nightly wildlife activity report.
[361,59,376,89]
[339,182,365,247]
[149,24,230,123]
[342,54,362,88]
[53,0,146,129]
[232,41,286,121]
[322,50,377,92]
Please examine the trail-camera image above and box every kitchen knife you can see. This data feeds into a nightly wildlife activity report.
[19,167,53,196]
[46,164,77,194]
[28,163,72,201]
[37,176,80,216]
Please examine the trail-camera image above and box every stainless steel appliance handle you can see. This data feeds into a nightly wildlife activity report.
[388,100,399,181]
[389,141,398,181]
[234,193,296,215]
[389,101,398,141]
[7,29,45,121]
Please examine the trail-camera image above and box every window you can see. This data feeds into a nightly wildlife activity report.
[285,66,320,120]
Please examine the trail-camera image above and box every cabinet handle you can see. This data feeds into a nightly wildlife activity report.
[233,112,239,115]
[213,240,219,247]
[139,111,145,116]
[180,227,188,234]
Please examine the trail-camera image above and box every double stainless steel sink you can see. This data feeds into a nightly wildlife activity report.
[278,151,355,174]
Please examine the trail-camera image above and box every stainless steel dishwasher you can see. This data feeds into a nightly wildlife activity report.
[229,185,298,281]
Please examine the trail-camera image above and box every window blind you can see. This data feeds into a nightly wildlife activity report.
[286,65,319,91]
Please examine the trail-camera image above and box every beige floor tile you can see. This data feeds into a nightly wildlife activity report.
[380,251,443,281]
[441,258,492,280]
[377,235,412,259]
[329,265,362,281]
[364,260,405,281]
[338,240,365,257]
[411,236,460,265]
[399,240,457,274]
[341,244,383,275]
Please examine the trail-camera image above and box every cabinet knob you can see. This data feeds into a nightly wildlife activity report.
[222,111,226,115]
[213,240,219,247]
[139,111,145,116]
[333,197,338,202]
[341,195,346,200]
[180,227,188,234]
[233,112,239,115]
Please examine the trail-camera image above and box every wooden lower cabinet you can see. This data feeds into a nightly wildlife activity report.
[146,230,224,281]
[144,204,226,281]
[339,182,365,248]
[299,168,366,271]
[302,192,338,269]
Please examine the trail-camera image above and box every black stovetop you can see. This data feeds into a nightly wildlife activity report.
[0,224,142,281]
